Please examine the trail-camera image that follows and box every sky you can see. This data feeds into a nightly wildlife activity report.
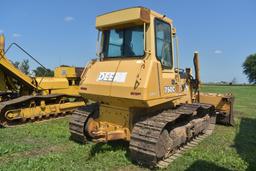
[1,0,255,83]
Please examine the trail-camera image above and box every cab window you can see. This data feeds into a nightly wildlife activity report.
[155,19,173,68]
[103,26,144,57]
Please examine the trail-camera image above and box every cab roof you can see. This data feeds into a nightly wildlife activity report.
[96,7,172,30]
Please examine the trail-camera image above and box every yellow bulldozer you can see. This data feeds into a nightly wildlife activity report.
[69,7,234,168]
[0,35,85,127]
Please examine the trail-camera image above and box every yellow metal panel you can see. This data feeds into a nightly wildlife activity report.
[54,66,81,78]
[80,60,120,97]
[200,93,233,113]
[96,7,150,29]
[98,105,130,128]
[95,7,173,30]
[36,77,69,90]
[51,86,80,96]
[5,101,85,120]
[110,59,147,100]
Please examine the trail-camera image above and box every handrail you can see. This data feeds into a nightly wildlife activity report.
[5,42,49,86]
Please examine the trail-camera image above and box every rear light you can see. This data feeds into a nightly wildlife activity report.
[80,87,87,90]
[130,92,141,96]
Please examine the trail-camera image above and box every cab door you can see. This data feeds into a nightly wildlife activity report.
[155,19,177,98]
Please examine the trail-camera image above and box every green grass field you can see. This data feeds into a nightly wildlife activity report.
[0,85,255,171]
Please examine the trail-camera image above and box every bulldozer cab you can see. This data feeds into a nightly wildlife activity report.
[96,7,175,69]
[79,7,191,108]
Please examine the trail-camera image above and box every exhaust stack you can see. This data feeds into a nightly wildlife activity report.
[193,51,200,88]
[193,51,200,101]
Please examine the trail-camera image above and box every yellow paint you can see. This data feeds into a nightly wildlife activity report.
[96,7,150,30]
[5,101,85,120]
[200,93,233,113]
[54,66,82,78]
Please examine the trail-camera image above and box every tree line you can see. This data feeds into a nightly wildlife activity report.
[243,53,256,84]
[13,59,54,77]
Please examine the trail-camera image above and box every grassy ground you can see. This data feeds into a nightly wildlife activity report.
[0,85,255,171]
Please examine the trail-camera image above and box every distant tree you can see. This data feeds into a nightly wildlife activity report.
[11,59,30,75]
[230,77,237,85]
[243,54,256,84]
[19,59,30,75]
[33,66,54,77]
[12,61,20,68]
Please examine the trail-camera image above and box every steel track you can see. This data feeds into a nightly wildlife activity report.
[129,103,215,168]
[69,103,98,143]
[157,115,216,168]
